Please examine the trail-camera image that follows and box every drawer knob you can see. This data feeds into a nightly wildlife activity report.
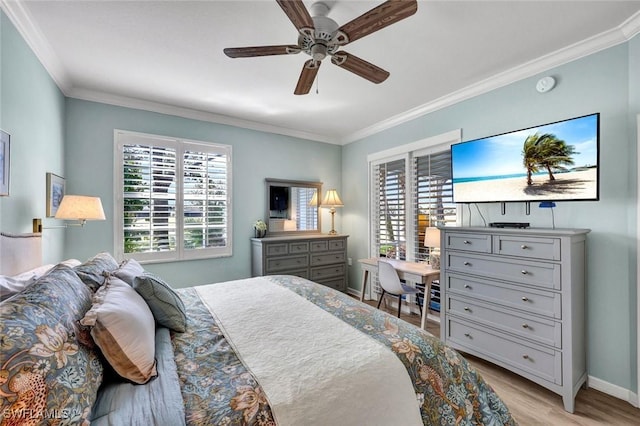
[522,354,530,360]
[463,261,471,266]
[463,240,471,244]
[521,270,528,275]
[464,333,471,338]
[275,262,281,266]
[464,284,471,289]
[522,323,529,329]
[521,296,529,302]
[521,245,529,249]
[464,307,471,312]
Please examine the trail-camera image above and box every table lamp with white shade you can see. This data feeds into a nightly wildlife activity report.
[321,189,343,235]
[423,226,441,269]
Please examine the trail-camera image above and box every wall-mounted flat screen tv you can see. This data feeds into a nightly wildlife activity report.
[451,113,599,203]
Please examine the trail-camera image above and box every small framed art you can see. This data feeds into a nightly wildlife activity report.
[0,130,9,196]
[46,172,65,217]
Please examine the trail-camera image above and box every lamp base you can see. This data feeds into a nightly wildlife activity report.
[328,209,337,235]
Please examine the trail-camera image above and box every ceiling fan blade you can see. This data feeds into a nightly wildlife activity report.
[338,0,417,45]
[294,60,321,95]
[331,52,389,84]
[224,45,301,58]
[276,0,314,32]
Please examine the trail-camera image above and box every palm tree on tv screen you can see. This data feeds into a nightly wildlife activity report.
[522,133,576,185]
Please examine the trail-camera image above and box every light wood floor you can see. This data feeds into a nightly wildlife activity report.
[363,299,640,425]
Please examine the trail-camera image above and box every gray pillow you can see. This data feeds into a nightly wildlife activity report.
[133,273,187,333]
[74,252,120,291]
[113,258,145,286]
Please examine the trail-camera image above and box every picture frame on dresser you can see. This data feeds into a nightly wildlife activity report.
[0,130,10,196]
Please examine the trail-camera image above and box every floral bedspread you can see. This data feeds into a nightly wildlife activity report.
[172,275,517,426]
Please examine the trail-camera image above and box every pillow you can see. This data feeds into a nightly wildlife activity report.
[74,252,120,291]
[133,273,187,333]
[0,265,104,424]
[113,258,145,286]
[0,263,56,301]
[81,276,158,384]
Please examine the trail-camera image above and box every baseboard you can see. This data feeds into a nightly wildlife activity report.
[588,375,638,408]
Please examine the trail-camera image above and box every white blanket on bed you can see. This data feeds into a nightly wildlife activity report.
[196,278,422,426]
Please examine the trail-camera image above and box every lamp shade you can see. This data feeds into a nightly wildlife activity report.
[321,189,344,208]
[55,195,106,221]
[308,191,318,206]
[423,226,440,248]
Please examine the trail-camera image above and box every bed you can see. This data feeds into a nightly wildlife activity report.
[0,232,516,425]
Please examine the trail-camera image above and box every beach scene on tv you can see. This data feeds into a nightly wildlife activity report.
[452,114,599,203]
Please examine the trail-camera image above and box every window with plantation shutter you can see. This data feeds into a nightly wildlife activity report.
[366,130,460,300]
[371,158,407,260]
[115,130,232,262]
[412,149,455,263]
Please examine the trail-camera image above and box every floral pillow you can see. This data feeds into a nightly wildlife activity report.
[0,265,104,424]
[74,252,120,292]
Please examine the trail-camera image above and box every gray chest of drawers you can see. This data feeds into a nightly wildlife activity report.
[440,227,589,413]
[251,234,348,292]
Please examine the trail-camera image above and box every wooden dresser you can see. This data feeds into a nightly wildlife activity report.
[440,226,589,413]
[251,234,348,292]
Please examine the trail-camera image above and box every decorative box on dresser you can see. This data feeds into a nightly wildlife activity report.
[251,234,348,292]
[440,226,590,413]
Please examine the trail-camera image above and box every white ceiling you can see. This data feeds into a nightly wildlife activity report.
[4,1,640,144]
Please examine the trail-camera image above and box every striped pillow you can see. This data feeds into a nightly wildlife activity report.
[133,273,187,333]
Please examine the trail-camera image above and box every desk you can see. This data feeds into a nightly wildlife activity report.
[358,258,440,330]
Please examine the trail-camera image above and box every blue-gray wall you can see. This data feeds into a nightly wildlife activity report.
[2,8,639,399]
[63,99,342,287]
[342,40,639,395]
[0,11,66,262]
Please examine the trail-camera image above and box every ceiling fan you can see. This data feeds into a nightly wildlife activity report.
[223,0,418,95]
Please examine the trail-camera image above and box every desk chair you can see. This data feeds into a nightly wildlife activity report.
[377,260,421,318]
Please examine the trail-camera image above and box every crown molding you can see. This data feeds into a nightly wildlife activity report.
[340,10,640,145]
[1,0,72,93]
[69,87,337,144]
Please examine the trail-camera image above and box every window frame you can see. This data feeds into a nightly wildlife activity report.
[114,129,233,263]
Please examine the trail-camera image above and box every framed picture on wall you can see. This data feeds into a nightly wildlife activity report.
[46,172,65,217]
[0,130,9,196]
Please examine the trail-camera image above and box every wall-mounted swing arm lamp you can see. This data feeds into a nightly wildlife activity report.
[33,195,106,233]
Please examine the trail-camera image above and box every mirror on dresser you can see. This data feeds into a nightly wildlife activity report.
[264,178,322,236]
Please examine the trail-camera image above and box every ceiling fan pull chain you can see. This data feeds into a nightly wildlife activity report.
[316,74,319,94]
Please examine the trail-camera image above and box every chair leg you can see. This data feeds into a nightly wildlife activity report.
[397,295,402,318]
[377,290,386,309]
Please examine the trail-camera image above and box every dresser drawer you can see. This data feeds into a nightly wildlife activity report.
[447,274,561,319]
[445,233,492,253]
[310,264,346,281]
[266,243,288,256]
[328,239,345,251]
[447,318,561,385]
[266,255,308,272]
[447,253,561,290]
[310,251,346,266]
[289,242,309,254]
[447,295,561,348]
[310,240,329,252]
[494,235,561,261]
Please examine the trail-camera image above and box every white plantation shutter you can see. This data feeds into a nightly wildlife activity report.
[412,149,454,262]
[115,131,232,262]
[372,158,407,261]
[367,131,461,299]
